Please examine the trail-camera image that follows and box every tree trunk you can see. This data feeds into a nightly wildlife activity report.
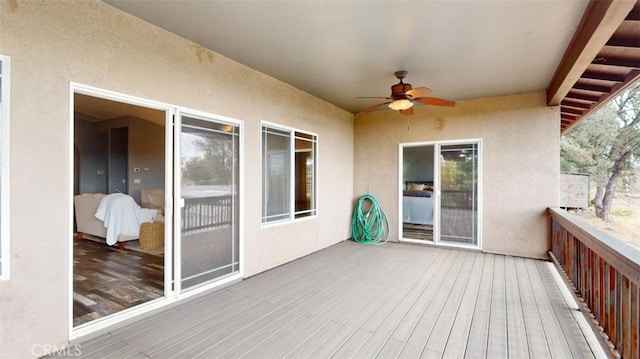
[594,151,631,222]
[600,182,615,222]
[593,184,605,219]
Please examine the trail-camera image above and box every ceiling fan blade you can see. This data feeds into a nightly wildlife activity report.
[357,96,393,99]
[400,107,414,116]
[405,87,432,99]
[415,97,455,107]
[356,101,391,115]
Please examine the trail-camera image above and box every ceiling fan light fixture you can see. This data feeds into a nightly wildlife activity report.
[389,99,413,111]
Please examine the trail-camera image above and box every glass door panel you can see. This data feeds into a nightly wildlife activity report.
[401,145,435,241]
[179,115,239,290]
[439,143,478,245]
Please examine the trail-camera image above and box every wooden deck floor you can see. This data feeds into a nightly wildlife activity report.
[61,241,604,358]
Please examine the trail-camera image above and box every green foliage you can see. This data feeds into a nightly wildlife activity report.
[441,151,476,190]
[561,82,640,221]
[561,83,640,187]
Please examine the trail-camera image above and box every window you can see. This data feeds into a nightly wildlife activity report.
[0,55,10,279]
[262,124,317,224]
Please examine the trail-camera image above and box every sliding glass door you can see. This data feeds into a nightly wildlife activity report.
[179,115,240,291]
[400,140,480,248]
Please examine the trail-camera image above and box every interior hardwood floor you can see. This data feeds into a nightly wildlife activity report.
[403,223,434,241]
[73,237,164,326]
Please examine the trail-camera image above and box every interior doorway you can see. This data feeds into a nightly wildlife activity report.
[72,92,167,327]
[400,140,481,248]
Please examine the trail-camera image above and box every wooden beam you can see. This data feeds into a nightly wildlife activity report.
[565,92,602,102]
[546,0,636,105]
[561,99,594,109]
[606,36,640,48]
[572,82,613,93]
[562,107,586,115]
[592,55,640,67]
[582,70,626,82]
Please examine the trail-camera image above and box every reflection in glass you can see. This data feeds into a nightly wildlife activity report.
[180,116,239,290]
[439,144,478,245]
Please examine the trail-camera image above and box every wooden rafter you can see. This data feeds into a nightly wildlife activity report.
[547,0,636,106]
[550,0,640,134]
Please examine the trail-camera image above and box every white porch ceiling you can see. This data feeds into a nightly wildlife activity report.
[104,0,590,114]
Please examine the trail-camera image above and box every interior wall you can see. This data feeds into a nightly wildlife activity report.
[127,116,165,204]
[74,115,165,205]
[0,1,354,357]
[354,91,560,258]
[75,120,108,194]
[403,145,435,185]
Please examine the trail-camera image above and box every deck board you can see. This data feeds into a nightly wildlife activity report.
[505,255,530,357]
[59,241,604,359]
[399,251,469,358]
[441,253,484,359]
[525,258,576,358]
[486,254,508,358]
[421,252,477,358]
[464,253,495,358]
[515,257,552,359]
[535,261,596,359]
[354,248,449,358]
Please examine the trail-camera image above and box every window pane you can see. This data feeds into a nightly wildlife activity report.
[440,143,478,245]
[262,127,290,222]
[294,132,316,218]
[181,116,240,289]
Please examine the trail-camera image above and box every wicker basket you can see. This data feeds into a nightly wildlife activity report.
[139,221,164,250]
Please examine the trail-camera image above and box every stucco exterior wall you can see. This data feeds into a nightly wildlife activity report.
[354,92,560,258]
[0,1,353,357]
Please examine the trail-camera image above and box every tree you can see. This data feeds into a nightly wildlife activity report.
[561,82,640,222]
[182,132,235,186]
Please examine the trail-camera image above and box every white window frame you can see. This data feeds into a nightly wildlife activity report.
[261,121,318,225]
[0,55,11,280]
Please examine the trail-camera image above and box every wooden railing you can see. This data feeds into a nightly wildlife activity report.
[549,208,640,359]
[441,190,473,209]
[182,195,232,233]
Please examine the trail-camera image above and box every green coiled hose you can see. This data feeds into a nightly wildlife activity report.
[350,194,390,245]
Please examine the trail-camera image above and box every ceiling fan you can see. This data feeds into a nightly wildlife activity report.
[357,71,455,116]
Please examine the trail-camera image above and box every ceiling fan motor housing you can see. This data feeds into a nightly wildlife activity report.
[391,82,412,99]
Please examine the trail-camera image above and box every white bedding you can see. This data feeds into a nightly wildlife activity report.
[95,193,158,246]
[402,196,433,225]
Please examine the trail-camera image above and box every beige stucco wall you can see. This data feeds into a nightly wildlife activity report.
[354,92,560,258]
[0,1,353,357]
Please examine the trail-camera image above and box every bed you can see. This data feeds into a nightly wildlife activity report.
[402,181,434,225]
